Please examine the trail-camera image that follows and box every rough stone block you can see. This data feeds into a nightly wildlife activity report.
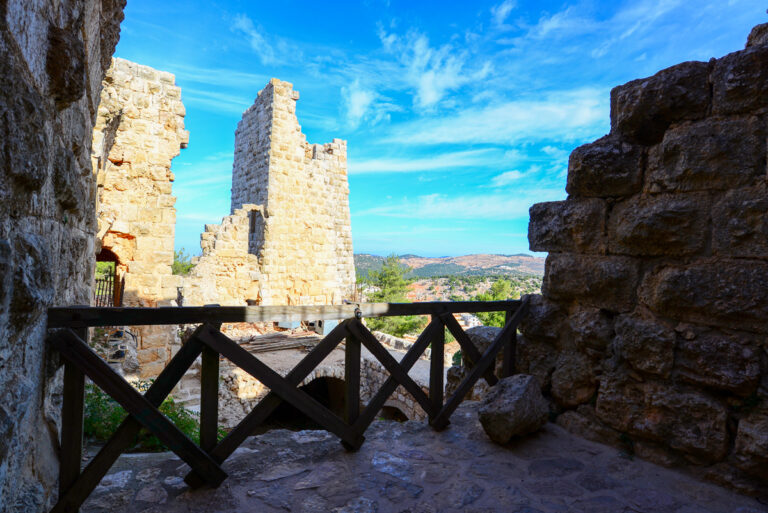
[550,351,596,407]
[542,254,640,311]
[733,411,768,480]
[518,295,565,344]
[675,326,761,396]
[746,23,768,48]
[515,335,556,390]
[645,116,765,192]
[566,134,644,197]
[713,185,768,259]
[528,199,606,254]
[614,314,675,378]
[567,307,614,352]
[610,61,710,145]
[640,262,768,333]
[712,44,768,115]
[478,375,549,443]
[607,193,708,256]
[596,376,728,462]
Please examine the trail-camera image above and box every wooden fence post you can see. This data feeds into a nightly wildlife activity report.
[344,330,360,427]
[429,315,444,423]
[59,325,87,509]
[200,315,222,453]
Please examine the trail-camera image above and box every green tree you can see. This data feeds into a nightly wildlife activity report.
[366,255,427,337]
[172,249,195,276]
[473,278,515,327]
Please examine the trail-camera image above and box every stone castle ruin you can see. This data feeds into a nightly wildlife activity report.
[2,0,768,509]
[92,58,188,377]
[183,78,355,307]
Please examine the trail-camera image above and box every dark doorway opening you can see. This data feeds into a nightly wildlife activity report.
[379,405,408,422]
[261,377,347,431]
[95,248,123,307]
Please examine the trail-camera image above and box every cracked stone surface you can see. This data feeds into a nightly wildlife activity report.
[80,403,766,513]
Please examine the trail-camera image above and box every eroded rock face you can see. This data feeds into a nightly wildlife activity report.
[523,24,768,492]
[478,375,549,444]
[0,1,125,510]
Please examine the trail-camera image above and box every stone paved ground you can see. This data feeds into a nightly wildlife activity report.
[81,403,767,513]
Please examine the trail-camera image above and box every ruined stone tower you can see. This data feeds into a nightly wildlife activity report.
[185,79,355,306]
[92,58,188,376]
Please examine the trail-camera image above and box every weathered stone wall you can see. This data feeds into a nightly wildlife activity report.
[92,58,188,377]
[0,1,125,510]
[203,78,355,307]
[524,24,768,495]
[181,205,262,306]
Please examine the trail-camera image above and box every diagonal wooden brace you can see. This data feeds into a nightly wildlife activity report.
[431,296,529,431]
[347,319,436,419]
[351,319,439,436]
[48,329,227,489]
[184,319,351,488]
[197,325,364,449]
[51,326,211,513]
[440,313,498,386]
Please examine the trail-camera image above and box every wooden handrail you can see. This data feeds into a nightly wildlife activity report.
[47,300,521,328]
[47,296,529,512]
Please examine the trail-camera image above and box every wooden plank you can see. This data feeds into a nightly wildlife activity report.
[351,320,439,435]
[431,297,530,430]
[440,313,498,386]
[344,334,360,426]
[184,320,351,489]
[199,340,219,453]
[58,326,87,509]
[347,319,435,419]
[502,309,515,378]
[429,316,444,422]
[49,329,227,487]
[52,333,206,513]
[197,326,364,449]
[47,300,521,328]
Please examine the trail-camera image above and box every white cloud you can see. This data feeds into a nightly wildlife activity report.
[232,14,276,65]
[356,189,565,220]
[491,0,516,27]
[348,149,500,174]
[376,27,491,110]
[491,170,523,187]
[386,87,609,145]
[340,80,399,128]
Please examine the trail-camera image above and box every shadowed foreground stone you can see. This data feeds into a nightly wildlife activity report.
[478,375,549,443]
[78,402,765,513]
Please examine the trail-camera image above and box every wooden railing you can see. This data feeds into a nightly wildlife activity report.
[46,297,529,513]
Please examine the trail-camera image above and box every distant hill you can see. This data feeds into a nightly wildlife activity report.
[355,253,545,279]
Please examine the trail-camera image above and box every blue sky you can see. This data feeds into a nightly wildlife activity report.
[114,0,763,257]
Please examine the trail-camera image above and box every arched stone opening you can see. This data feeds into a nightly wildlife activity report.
[379,404,409,422]
[265,377,347,430]
[95,247,123,307]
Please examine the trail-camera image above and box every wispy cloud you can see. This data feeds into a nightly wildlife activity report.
[356,188,565,220]
[491,170,524,187]
[376,26,492,110]
[349,149,500,174]
[231,14,276,65]
[491,0,517,27]
[340,80,399,128]
[386,87,609,145]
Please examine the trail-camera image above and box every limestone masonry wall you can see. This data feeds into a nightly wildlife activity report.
[0,1,125,510]
[523,24,768,495]
[92,58,188,377]
[187,78,354,306]
[181,205,262,306]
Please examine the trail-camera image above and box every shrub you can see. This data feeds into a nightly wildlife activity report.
[84,382,224,451]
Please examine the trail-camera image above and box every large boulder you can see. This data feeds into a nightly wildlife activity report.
[478,375,549,444]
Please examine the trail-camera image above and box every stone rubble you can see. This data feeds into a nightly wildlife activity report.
[478,375,549,444]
